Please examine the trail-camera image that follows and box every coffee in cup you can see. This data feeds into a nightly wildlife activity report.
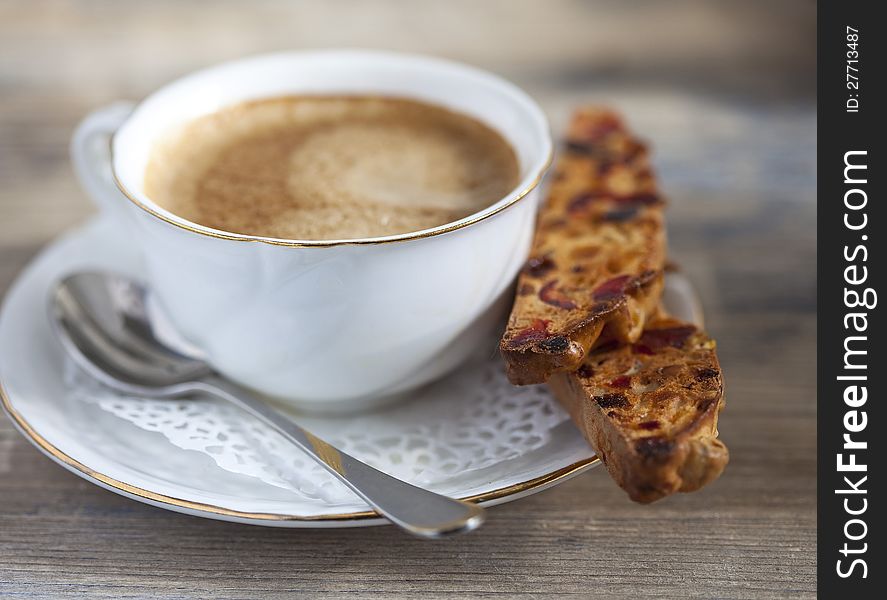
[143,96,520,240]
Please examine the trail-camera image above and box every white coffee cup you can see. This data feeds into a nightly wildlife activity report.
[71,50,552,412]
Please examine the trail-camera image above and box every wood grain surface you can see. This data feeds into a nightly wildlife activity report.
[0,1,816,598]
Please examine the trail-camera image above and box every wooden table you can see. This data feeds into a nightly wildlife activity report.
[1,1,816,597]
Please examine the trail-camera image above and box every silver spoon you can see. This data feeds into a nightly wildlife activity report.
[49,271,484,538]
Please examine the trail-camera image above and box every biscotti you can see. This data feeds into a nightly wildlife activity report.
[500,108,667,385]
[548,316,728,503]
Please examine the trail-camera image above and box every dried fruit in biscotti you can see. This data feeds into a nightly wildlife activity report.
[500,107,667,385]
[547,316,728,503]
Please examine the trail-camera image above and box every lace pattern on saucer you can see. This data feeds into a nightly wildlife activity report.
[65,358,569,505]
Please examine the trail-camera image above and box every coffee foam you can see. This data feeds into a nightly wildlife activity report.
[144,96,519,240]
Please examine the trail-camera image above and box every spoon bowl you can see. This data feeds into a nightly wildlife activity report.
[51,272,211,390]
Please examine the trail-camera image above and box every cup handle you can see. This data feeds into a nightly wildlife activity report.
[70,102,135,214]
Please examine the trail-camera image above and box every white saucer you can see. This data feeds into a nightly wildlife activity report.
[0,216,700,528]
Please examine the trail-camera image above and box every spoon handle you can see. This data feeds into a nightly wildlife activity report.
[194,376,484,538]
